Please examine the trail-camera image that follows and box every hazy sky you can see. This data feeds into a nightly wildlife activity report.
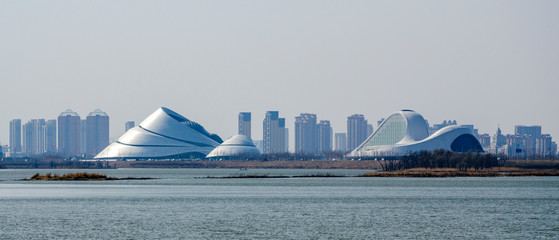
[2,1,558,151]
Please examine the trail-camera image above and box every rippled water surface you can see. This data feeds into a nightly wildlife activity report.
[1,168,558,239]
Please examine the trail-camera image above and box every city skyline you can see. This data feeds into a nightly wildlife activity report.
[5,108,558,154]
[1,1,558,151]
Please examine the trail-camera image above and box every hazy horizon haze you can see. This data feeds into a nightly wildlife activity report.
[2,1,558,151]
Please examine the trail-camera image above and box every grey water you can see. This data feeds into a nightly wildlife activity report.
[1,168,558,239]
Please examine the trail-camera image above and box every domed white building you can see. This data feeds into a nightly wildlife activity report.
[349,110,483,157]
[95,107,222,160]
[206,135,260,159]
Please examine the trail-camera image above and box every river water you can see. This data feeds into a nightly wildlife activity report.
[1,168,558,239]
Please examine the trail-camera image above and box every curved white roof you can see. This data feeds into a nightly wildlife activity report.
[95,107,221,159]
[206,135,260,158]
[350,110,483,157]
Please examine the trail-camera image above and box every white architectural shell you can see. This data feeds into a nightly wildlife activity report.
[95,107,221,159]
[349,110,483,157]
[206,135,260,158]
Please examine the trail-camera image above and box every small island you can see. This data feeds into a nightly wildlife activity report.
[23,172,155,181]
[205,173,344,179]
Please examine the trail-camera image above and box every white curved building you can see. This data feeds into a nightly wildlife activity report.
[206,135,261,159]
[349,110,483,157]
[95,107,222,160]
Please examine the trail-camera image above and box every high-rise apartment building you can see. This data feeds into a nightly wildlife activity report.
[335,133,347,152]
[263,111,286,154]
[295,113,318,153]
[477,134,491,147]
[505,134,534,158]
[536,134,553,158]
[347,114,368,151]
[377,118,385,127]
[125,121,135,132]
[22,122,31,155]
[22,119,46,155]
[86,109,109,156]
[367,123,374,137]
[284,128,289,152]
[58,109,81,156]
[238,112,251,138]
[514,125,551,157]
[81,119,87,154]
[515,126,542,138]
[317,120,332,152]
[45,120,57,153]
[490,125,556,159]
[9,119,21,154]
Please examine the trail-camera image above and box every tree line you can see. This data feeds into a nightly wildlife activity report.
[377,149,508,171]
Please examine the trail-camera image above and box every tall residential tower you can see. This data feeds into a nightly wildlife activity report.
[85,109,110,156]
[263,111,286,154]
[335,133,347,152]
[238,112,251,138]
[347,114,368,151]
[58,109,81,156]
[22,119,46,155]
[125,121,135,132]
[9,119,21,154]
[317,120,332,152]
[295,113,317,153]
[45,119,57,153]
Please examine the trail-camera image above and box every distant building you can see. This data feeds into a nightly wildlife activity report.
[335,133,347,152]
[22,119,46,155]
[347,114,368,151]
[238,112,251,138]
[284,128,289,152]
[45,120,57,153]
[125,121,135,132]
[492,127,506,150]
[367,124,374,137]
[377,118,385,127]
[9,119,21,154]
[81,119,87,155]
[536,134,553,158]
[206,135,260,159]
[350,110,483,157]
[295,113,317,153]
[95,107,221,160]
[58,109,81,156]
[22,121,31,155]
[504,134,534,158]
[515,126,541,138]
[85,109,110,157]
[461,124,479,137]
[263,111,286,154]
[477,134,491,148]
[317,120,332,152]
[515,125,541,157]
[489,125,556,159]
[428,120,457,135]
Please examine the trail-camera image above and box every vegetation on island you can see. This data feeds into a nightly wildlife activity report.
[205,173,345,179]
[364,149,559,177]
[375,149,507,171]
[23,172,155,181]
[360,168,559,177]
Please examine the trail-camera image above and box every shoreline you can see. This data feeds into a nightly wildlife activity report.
[360,169,559,177]
[2,159,559,173]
